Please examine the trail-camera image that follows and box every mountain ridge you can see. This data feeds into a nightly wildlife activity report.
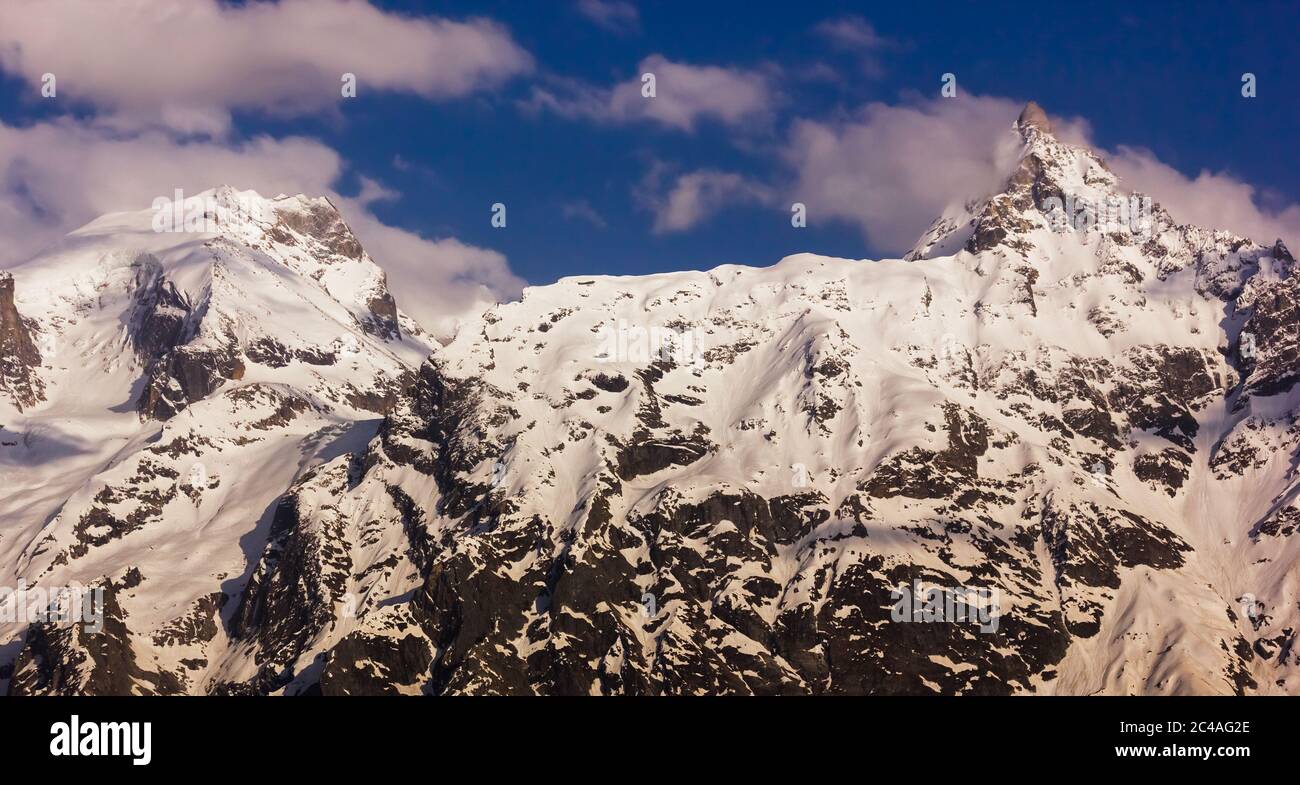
[1,105,1297,695]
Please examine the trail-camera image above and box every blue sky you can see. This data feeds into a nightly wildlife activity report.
[0,0,1296,315]
[346,0,1299,283]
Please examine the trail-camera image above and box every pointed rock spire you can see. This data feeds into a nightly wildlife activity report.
[1016,101,1053,136]
[0,271,46,409]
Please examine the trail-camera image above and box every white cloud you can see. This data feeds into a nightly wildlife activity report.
[638,166,774,233]
[524,55,774,132]
[811,15,894,77]
[0,0,533,134]
[813,16,888,50]
[0,119,522,333]
[575,0,640,34]
[0,120,344,258]
[784,96,1028,251]
[335,206,523,335]
[1107,147,1300,246]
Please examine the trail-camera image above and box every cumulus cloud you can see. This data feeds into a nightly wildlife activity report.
[0,0,533,134]
[782,94,1298,254]
[638,166,774,233]
[784,96,1028,251]
[0,121,343,258]
[335,207,522,335]
[523,55,774,132]
[575,0,640,34]
[1107,148,1300,247]
[0,119,522,333]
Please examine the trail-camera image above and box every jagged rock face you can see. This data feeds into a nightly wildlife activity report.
[1017,100,1053,135]
[138,343,247,420]
[129,272,191,361]
[1237,271,1300,398]
[4,115,1300,696]
[128,267,249,420]
[364,285,402,341]
[8,580,182,696]
[269,198,364,261]
[0,272,45,410]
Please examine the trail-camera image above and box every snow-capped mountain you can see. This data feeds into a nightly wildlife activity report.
[0,187,434,693]
[1,104,1296,695]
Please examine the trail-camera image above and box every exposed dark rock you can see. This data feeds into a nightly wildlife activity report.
[8,582,183,695]
[230,492,349,684]
[590,372,629,392]
[319,632,432,695]
[274,198,364,260]
[0,272,45,410]
[614,431,711,479]
[864,404,990,499]
[1252,506,1300,540]
[129,273,192,362]
[137,341,245,420]
[152,592,226,647]
[1017,100,1053,135]
[364,283,401,340]
[1133,448,1192,496]
[1240,273,1300,398]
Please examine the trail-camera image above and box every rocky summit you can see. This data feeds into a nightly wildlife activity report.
[0,108,1296,695]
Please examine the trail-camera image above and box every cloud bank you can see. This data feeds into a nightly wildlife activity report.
[1107,147,1300,248]
[0,0,533,134]
[784,96,1029,251]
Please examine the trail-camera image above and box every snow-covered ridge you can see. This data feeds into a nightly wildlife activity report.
[1,106,1297,695]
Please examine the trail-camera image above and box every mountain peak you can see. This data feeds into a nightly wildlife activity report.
[1016,100,1053,136]
[907,101,1142,260]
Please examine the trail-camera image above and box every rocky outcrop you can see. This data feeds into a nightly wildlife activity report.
[128,266,246,421]
[8,582,182,696]
[1238,270,1300,399]
[0,272,45,410]
[364,285,402,340]
[318,631,432,695]
[137,341,245,420]
[271,197,363,260]
[229,490,350,688]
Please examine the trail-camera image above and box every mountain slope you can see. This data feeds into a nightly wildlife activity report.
[2,106,1297,695]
